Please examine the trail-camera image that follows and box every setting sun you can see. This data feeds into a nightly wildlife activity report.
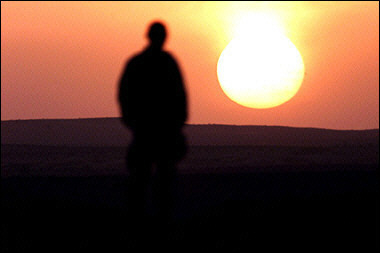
[2,1,378,129]
[217,13,305,109]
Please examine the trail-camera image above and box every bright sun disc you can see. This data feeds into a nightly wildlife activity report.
[217,33,305,109]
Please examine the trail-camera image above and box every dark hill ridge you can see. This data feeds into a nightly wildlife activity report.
[1,118,378,147]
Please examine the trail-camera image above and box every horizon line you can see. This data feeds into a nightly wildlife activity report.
[1,117,379,131]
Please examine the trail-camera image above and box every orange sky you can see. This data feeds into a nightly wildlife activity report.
[1,1,379,129]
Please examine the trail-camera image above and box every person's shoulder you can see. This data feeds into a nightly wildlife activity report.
[162,50,175,59]
[162,50,179,64]
[130,51,146,62]
[124,51,146,68]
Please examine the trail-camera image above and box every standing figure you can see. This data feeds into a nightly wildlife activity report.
[118,21,188,227]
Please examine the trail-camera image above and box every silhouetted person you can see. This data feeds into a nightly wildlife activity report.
[118,21,187,241]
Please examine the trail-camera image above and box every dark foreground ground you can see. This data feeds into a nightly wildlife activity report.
[2,167,378,252]
[2,121,378,251]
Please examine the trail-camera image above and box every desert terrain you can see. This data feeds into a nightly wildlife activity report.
[2,118,378,251]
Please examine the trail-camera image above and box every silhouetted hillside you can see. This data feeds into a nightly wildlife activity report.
[1,118,378,147]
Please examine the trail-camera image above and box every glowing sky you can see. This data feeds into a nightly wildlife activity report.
[1,1,379,129]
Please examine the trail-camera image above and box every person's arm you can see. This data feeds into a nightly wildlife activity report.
[170,56,188,127]
[118,60,136,129]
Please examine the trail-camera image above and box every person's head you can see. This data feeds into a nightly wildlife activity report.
[147,21,167,50]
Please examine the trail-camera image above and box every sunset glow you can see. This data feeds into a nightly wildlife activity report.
[233,12,285,39]
[2,3,378,250]
[1,2,379,129]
